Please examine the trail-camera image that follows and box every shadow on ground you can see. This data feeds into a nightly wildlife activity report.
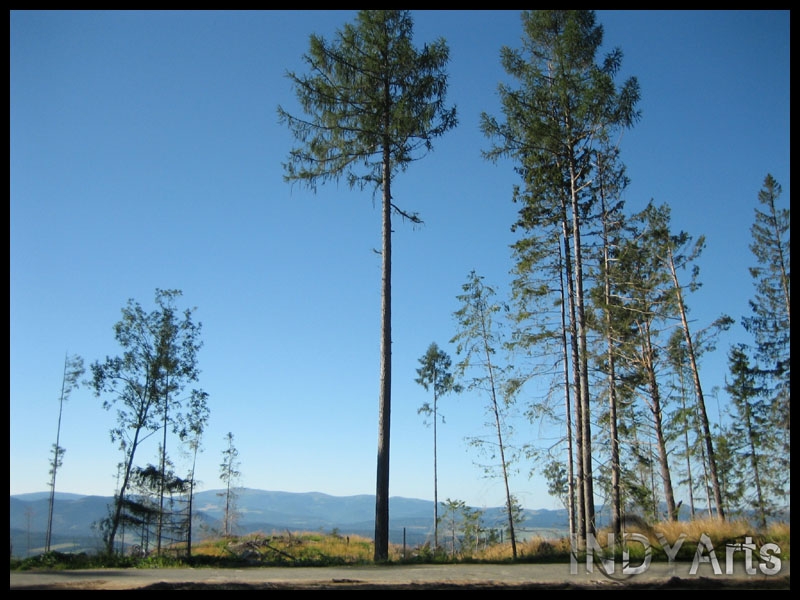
[17,576,786,590]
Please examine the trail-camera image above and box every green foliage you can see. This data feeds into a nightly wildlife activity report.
[724,344,783,525]
[459,505,485,557]
[219,432,242,537]
[481,10,640,229]
[56,354,85,410]
[440,498,467,557]
[415,342,461,422]
[11,520,789,571]
[219,433,241,485]
[480,11,643,544]
[414,342,461,551]
[451,271,515,459]
[542,460,569,510]
[744,175,790,352]
[451,271,508,382]
[91,289,206,451]
[741,174,790,472]
[46,353,85,552]
[279,9,457,197]
[406,541,450,563]
[89,289,207,553]
[415,343,460,399]
[451,270,519,558]
[11,551,139,571]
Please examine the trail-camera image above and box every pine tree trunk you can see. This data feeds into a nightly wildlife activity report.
[648,436,658,520]
[433,384,439,551]
[600,199,621,539]
[46,355,69,554]
[568,159,595,538]
[157,379,169,555]
[561,223,585,547]
[674,347,697,517]
[482,340,517,560]
[630,418,656,519]
[680,389,697,518]
[696,417,714,517]
[557,242,576,542]
[187,443,198,559]
[553,140,584,546]
[107,424,144,554]
[374,133,392,562]
[666,247,725,520]
[764,188,791,328]
[642,325,677,521]
[744,401,767,529]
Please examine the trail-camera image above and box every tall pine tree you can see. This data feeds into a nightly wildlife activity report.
[279,10,457,560]
[45,354,84,553]
[481,10,639,543]
[742,174,790,482]
[451,271,518,559]
[725,345,773,527]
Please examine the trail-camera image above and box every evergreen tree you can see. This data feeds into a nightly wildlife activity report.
[45,353,83,553]
[124,456,190,554]
[451,271,518,558]
[414,342,461,551]
[588,140,630,537]
[711,425,745,518]
[460,505,484,557]
[279,10,457,561]
[219,432,241,538]
[117,474,161,554]
[613,204,680,521]
[653,205,731,520]
[441,498,466,558]
[666,330,699,518]
[742,174,790,477]
[725,345,775,528]
[481,10,640,543]
[508,224,580,541]
[506,214,584,543]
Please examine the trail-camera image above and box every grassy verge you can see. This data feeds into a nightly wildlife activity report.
[10,520,789,571]
[460,517,790,564]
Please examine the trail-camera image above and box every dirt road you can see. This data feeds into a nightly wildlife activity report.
[9,561,790,590]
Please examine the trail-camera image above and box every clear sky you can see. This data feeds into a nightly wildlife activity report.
[10,10,790,512]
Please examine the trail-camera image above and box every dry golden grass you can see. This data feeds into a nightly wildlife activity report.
[621,516,789,547]
[175,519,791,565]
[587,517,791,560]
[440,536,572,562]
[472,541,514,561]
[296,531,376,562]
[767,520,790,540]
[188,531,387,564]
[766,521,790,555]
[517,536,571,559]
[656,517,750,545]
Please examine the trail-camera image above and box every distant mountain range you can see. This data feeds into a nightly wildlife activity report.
[9,489,787,558]
[10,488,569,557]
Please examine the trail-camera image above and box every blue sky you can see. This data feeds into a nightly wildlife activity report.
[10,10,789,513]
